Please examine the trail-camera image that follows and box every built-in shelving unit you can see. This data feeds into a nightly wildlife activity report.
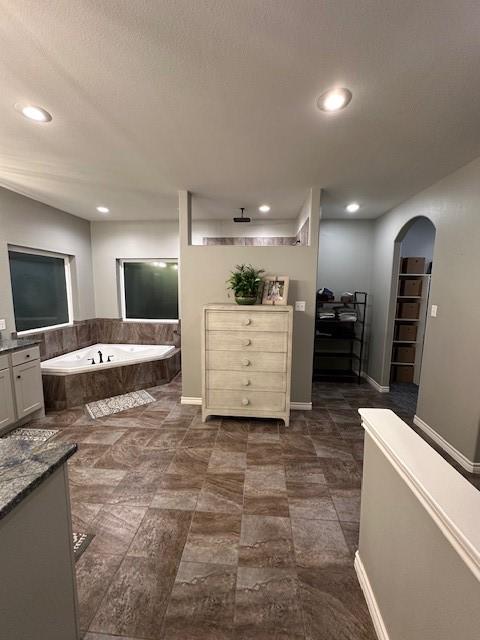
[390,260,431,385]
[313,291,367,383]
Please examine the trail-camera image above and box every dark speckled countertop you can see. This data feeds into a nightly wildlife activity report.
[0,337,41,354]
[0,439,77,520]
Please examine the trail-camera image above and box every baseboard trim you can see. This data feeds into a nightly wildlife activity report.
[413,414,480,474]
[181,396,202,405]
[291,402,312,411]
[354,552,389,640]
[362,372,390,393]
[180,397,312,410]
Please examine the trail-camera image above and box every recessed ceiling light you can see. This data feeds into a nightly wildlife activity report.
[259,204,270,213]
[18,104,52,122]
[96,205,110,213]
[346,202,360,213]
[317,88,352,112]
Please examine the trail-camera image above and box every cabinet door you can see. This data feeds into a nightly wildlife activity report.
[13,360,44,418]
[0,368,16,429]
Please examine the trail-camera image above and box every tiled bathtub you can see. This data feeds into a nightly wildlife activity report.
[30,318,182,410]
[42,346,181,410]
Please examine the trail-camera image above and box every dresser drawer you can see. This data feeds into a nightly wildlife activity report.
[206,350,286,373]
[11,346,40,367]
[207,370,286,392]
[206,330,287,353]
[206,389,286,412]
[206,310,288,333]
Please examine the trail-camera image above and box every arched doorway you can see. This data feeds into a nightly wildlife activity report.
[386,216,436,413]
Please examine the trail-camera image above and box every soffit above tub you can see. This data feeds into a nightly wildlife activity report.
[1,1,480,221]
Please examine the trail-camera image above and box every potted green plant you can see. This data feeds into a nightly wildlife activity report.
[227,264,265,305]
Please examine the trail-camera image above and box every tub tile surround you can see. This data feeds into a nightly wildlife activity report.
[11,318,181,362]
[22,376,455,640]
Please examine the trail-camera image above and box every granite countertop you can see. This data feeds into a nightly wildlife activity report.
[0,439,77,520]
[0,337,42,355]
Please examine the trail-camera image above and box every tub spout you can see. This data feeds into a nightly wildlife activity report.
[98,350,104,364]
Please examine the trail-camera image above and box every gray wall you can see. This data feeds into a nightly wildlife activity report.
[0,187,94,336]
[368,156,480,463]
[317,219,374,294]
[91,220,179,318]
[179,188,321,403]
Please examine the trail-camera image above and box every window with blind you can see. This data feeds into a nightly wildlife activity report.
[8,249,72,333]
[121,260,178,321]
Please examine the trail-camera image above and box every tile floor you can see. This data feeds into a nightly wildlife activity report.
[28,375,478,639]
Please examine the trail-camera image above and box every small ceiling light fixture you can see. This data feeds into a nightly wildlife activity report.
[153,261,167,268]
[96,205,110,214]
[346,202,360,213]
[18,104,52,122]
[259,204,271,213]
[317,88,352,113]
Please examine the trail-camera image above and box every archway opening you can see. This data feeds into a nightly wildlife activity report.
[387,216,436,414]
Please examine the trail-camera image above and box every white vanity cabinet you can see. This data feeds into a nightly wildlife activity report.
[0,356,16,429]
[13,358,44,419]
[202,304,293,425]
[0,345,44,434]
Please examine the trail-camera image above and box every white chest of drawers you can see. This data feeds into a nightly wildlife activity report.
[202,304,293,426]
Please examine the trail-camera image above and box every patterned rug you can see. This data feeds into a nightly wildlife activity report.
[3,427,58,442]
[85,390,156,419]
[73,532,94,561]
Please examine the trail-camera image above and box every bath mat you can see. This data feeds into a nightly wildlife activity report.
[85,390,156,419]
[3,428,58,442]
[72,532,94,561]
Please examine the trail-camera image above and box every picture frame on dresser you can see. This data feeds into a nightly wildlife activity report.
[261,275,289,305]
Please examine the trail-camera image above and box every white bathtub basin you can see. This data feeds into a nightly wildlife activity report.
[41,343,176,376]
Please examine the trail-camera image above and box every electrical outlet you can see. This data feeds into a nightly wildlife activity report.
[295,301,306,312]
[0,319,6,331]
[431,305,438,318]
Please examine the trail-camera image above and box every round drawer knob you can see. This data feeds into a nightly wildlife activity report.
[17,375,21,379]
[242,378,250,386]
[242,318,251,326]
[242,359,250,366]
[241,398,250,406]
[25,354,30,358]
[243,339,251,346]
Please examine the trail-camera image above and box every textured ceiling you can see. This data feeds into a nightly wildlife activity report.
[1,1,480,221]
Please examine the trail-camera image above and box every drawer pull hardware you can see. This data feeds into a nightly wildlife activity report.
[242,359,251,366]
[242,339,251,346]
[241,398,250,406]
[25,354,30,358]
[242,379,250,386]
[242,318,251,326]
[17,375,21,379]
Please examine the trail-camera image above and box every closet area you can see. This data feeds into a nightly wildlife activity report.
[390,218,436,392]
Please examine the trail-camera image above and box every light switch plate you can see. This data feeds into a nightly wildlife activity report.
[0,319,6,331]
[431,305,438,317]
[295,301,306,312]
